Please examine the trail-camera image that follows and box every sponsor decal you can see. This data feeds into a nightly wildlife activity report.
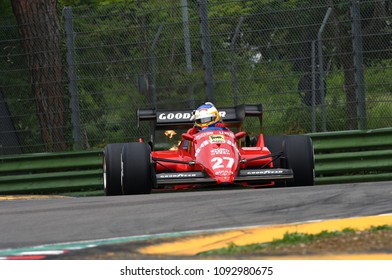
[221,131,235,137]
[194,130,239,158]
[195,139,210,157]
[244,170,285,175]
[209,135,225,143]
[157,173,198,179]
[211,148,231,156]
[226,139,240,154]
[157,110,227,121]
[219,111,227,118]
[195,131,214,141]
[215,170,233,176]
[242,147,262,151]
[158,112,192,120]
[195,130,234,141]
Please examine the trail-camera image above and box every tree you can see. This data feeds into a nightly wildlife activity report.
[11,0,68,151]
[326,0,389,130]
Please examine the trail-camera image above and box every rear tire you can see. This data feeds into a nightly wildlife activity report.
[283,135,315,186]
[103,143,125,196]
[121,142,155,195]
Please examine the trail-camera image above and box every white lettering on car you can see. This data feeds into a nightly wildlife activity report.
[219,111,226,118]
[245,170,285,175]
[158,173,197,178]
[157,111,226,121]
[195,140,210,157]
[211,157,234,169]
[215,170,233,176]
[158,112,192,120]
[211,148,231,156]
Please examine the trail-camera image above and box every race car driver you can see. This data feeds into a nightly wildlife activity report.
[187,102,227,134]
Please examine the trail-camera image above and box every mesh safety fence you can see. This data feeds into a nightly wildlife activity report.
[0,0,391,154]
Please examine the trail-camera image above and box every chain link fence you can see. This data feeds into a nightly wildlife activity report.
[0,0,391,155]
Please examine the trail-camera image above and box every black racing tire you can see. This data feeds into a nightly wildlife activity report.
[121,142,155,195]
[103,143,126,196]
[264,135,286,168]
[264,135,286,187]
[283,135,315,186]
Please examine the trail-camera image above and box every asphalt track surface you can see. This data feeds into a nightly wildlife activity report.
[1,181,392,252]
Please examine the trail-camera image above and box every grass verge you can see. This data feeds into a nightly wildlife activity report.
[198,225,392,257]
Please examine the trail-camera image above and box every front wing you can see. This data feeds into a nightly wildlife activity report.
[155,168,293,186]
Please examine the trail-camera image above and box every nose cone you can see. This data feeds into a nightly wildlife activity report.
[215,175,235,185]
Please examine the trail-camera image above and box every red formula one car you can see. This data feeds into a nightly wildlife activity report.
[103,104,314,196]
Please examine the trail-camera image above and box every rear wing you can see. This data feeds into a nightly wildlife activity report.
[137,104,263,131]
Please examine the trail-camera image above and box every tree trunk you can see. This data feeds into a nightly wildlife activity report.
[11,0,68,151]
[326,0,358,130]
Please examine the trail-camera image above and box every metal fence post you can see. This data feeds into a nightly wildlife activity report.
[181,0,195,108]
[198,0,214,103]
[351,0,366,130]
[317,7,332,132]
[311,40,317,133]
[230,16,244,106]
[149,25,163,109]
[63,7,82,150]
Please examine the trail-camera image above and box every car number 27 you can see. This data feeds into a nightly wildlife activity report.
[211,157,234,169]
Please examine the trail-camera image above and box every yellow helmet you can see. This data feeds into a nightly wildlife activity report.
[191,102,221,130]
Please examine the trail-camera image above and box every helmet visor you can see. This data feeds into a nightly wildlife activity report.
[195,116,215,125]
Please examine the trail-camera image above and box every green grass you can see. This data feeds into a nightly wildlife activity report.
[198,225,392,256]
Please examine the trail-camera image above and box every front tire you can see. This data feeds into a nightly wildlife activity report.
[283,135,315,186]
[264,135,286,168]
[121,142,155,195]
[103,143,125,196]
[264,135,286,187]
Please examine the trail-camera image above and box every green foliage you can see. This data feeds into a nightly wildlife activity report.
[60,0,135,7]
[1,0,390,152]
[369,225,392,231]
[0,7,45,152]
[0,0,12,17]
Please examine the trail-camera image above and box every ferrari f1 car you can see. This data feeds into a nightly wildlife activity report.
[103,104,315,196]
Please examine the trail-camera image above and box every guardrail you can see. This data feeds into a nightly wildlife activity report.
[0,150,102,195]
[0,127,391,195]
[310,127,392,184]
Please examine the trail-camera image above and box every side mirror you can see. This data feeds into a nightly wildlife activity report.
[182,133,195,142]
[235,131,246,140]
